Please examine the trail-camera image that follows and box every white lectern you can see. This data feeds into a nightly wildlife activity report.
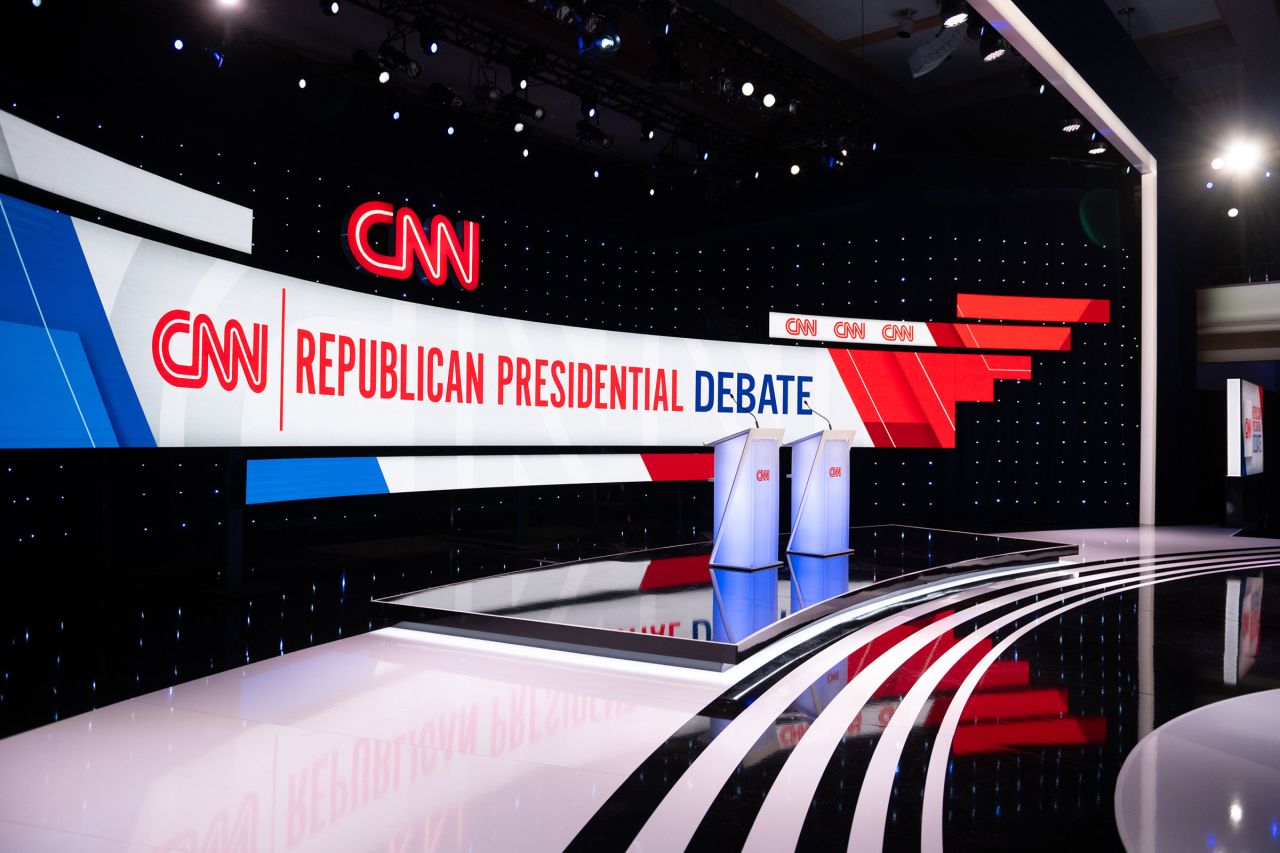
[707,428,785,569]
[786,429,855,556]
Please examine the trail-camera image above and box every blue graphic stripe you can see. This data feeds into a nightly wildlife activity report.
[0,192,154,447]
[0,320,116,447]
[245,457,391,504]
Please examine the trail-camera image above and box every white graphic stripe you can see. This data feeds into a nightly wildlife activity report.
[627,549,1271,852]
[849,553,1280,852]
[918,557,1274,853]
[736,551,1280,853]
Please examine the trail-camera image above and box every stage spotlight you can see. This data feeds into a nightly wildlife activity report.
[576,119,614,148]
[897,11,916,38]
[320,0,339,15]
[980,28,1007,62]
[741,81,755,97]
[217,0,240,7]
[392,110,401,120]
[940,0,968,28]
[31,0,41,6]
[789,163,800,175]
[762,92,777,108]
[1089,142,1107,155]
[641,119,657,141]
[1061,116,1082,133]
[1268,170,1274,178]
[1211,157,1225,170]
[297,78,306,89]
[475,84,503,104]
[593,169,600,178]
[702,151,709,161]
[378,70,390,84]
[649,187,656,197]
[174,38,185,50]
[554,2,575,23]
[522,148,530,158]
[594,21,621,53]
[1206,181,1214,189]
[1228,207,1239,218]
[786,99,800,115]
[415,17,442,55]
[446,125,455,136]
[1222,139,1263,173]
[379,42,421,78]
[514,121,525,133]
[428,83,465,111]
[499,93,545,121]
[580,92,598,118]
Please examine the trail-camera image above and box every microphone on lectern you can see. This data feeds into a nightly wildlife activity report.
[805,403,834,431]
[727,391,760,429]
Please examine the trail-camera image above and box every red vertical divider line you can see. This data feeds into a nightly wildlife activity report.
[278,287,286,432]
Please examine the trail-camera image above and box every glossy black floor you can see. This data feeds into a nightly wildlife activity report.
[561,536,1280,852]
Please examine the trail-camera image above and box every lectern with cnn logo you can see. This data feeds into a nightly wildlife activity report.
[707,428,785,569]
[786,429,856,556]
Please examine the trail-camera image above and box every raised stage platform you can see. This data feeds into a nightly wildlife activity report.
[377,525,1077,668]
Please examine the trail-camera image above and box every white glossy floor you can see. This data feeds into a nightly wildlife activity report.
[1,526,1277,852]
[0,627,726,852]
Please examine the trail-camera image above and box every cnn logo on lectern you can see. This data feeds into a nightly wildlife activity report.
[756,469,771,481]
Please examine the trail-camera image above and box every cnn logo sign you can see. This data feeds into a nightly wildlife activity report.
[152,309,268,393]
[345,201,480,290]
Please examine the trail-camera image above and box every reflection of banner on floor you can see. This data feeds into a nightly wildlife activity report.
[1,190,1104,451]
[244,452,713,503]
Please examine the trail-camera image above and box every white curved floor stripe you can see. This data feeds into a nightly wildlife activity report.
[738,551,1280,853]
[849,553,1280,852]
[624,561,1082,852]
[918,556,1280,853]
[628,550,1258,853]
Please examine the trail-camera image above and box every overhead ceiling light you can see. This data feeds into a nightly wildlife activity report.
[173,38,185,50]
[378,70,390,84]
[762,92,777,108]
[897,11,917,38]
[580,92,598,118]
[1062,116,1082,133]
[320,0,339,15]
[980,28,1007,62]
[789,163,801,175]
[1089,142,1108,155]
[741,81,755,97]
[576,119,614,148]
[1228,207,1239,218]
[940,0,968,28]
[514,121,525,133]
[378,41,421,78]
[297,78,307,89]
[1222,139,1264,173]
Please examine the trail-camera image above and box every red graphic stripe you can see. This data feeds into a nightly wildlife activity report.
[926,322,1071,351]
[828,350,1033,448]
[956,293,1110,323]
[638,554,711,590]
[951,323,1071,351]
[951,716,1107,755]
[640,453,714,482]
[828,349,895,447]
[278,288,286,431]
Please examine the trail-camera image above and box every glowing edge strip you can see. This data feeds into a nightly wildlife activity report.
[967,0,1157,525]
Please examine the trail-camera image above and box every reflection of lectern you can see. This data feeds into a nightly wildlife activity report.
[786,430,855,556]
[710,566,779,643]
[707,428,785,569]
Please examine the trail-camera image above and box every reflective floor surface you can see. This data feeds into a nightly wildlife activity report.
[1,526,1279,852]
[379,526,1074,665]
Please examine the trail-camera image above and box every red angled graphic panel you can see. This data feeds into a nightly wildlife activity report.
[828,350,1032,448]
[640,453,714,482]
[956,293,1110,323]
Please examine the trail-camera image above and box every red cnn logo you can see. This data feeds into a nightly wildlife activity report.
[345,201,480,290]
[152,309,268,393]
[756,469,771,482]
[829,466,842,478]
[784,317,817,337]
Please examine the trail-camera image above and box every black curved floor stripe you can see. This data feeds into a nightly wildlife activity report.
[565,549,1280,851]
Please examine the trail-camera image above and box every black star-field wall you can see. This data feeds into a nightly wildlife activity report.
[0,0,1139,731]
